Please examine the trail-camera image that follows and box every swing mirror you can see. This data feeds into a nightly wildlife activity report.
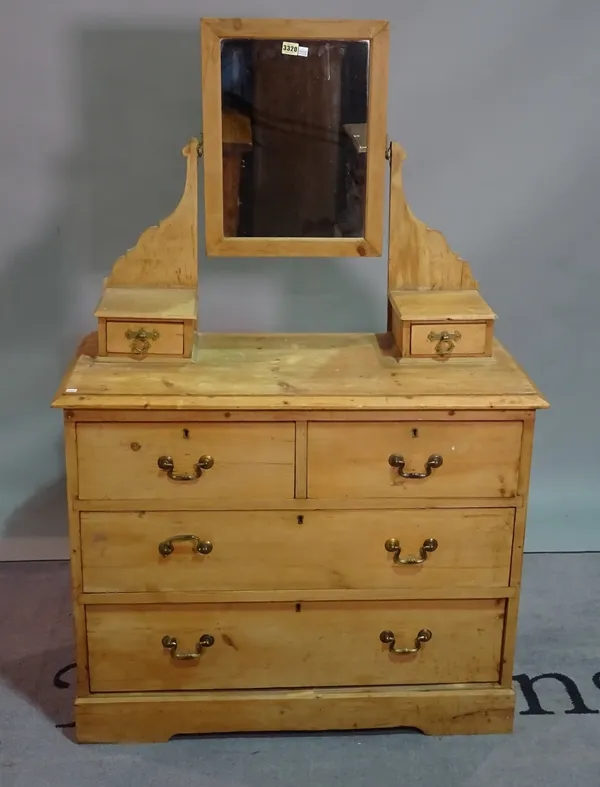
[201,18,389,257]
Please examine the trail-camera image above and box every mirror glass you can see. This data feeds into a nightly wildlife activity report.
[220,38,370,239]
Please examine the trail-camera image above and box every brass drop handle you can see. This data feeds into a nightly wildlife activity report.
[380,629,432,654]
[385,537,438,565]
[428,330,461,357]
[126,328,159,355]
[157,455,214,481]
[161,634,215,660]
[158,535,213,557]
[389,453,443,478]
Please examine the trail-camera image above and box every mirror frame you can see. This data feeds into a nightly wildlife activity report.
[201,18,389,257]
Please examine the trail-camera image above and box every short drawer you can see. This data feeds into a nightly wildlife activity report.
[80,509,514,593]
[411,322,489,358]
[105,321,184,356]
[86,599,505,692]
[76,422,295,501]
[307,421,522,499]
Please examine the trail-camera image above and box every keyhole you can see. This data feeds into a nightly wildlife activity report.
[295,603,302,613]
[297,515,304,525]
[183,429,189,439]
[412,428,419,438]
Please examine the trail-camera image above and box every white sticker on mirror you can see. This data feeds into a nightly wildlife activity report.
[281,41,300,56]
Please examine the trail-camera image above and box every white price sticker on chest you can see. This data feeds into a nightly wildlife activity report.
[282,41,308,57]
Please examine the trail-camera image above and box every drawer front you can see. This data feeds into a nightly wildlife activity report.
[80,509,514,593]
[307,421,522,499]
[77,423,295,501]
[411,322,488,357]
[105,321,184,355]
[87,600,504,692]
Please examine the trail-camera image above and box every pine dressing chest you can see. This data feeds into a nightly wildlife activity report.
[52,18,548,743]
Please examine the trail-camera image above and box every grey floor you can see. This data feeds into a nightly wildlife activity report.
[1,555,599,787]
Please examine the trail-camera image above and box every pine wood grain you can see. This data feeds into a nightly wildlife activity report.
[105,140,198,288]
[76,422,295,501]
[86,599,504,692]
[387,142,477,290]
[500,415,537,686]
[62,409,537,422]
[64,420,90,696]
[80,508,514,593]
[95,288,197,320]
[307,421,523,499]
[105,321,184,356]
[73,496,523,512]
[80,587,517,604]
[390,290,496,321]
[51,333,549,411]
[75,685,515,742]
[410,322,488,357]
[294,421,308,498]
[203,18,389,39]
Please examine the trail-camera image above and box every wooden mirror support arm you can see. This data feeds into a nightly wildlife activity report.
[387,140,477,292]
[105,138,199,289]
[93,138,200,360]
[386,141,496,359]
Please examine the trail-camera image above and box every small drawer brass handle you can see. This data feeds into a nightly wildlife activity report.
[158,535,213,557]
[126,328,159,355]
[389,454,443,479]
[380,629,432,654]
[385,537,438,565]
[427,329,461,357]
[157,455,214,481]
[161,634,215,660]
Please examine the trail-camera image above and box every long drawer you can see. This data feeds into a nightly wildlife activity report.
[80,509,514,592]
[86,599,505,692]
[307,421,523,499]
[76,422,296,501]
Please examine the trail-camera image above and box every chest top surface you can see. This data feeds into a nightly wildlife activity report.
[52,331,548,412]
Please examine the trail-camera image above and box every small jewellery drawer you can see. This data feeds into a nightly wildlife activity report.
[80,509,514,593]
[76,423,295,501]
[105,321,184,356]
[307,421,522,499]
[410,322,489,358]
[389,290,496,359]
[86,600,505,692]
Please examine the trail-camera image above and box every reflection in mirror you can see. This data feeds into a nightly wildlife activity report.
[221,39,369,239]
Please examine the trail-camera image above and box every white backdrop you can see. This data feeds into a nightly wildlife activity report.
[1,0,599,559]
